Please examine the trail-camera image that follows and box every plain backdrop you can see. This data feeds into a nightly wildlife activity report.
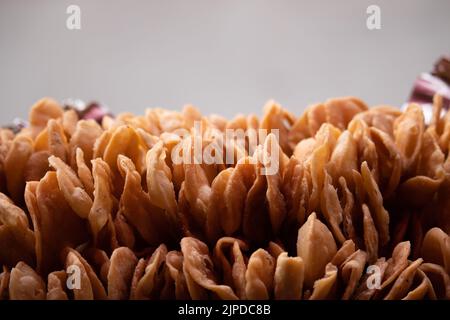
[1,0,450,123]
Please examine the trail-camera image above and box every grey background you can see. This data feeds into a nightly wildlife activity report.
[1,0,449,122]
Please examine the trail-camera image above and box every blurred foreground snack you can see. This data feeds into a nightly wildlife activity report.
[0,95,449,300]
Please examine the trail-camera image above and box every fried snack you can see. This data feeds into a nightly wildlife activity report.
[69,120,103,169]
[107,247,137,300]
[89,158,118,251]
[296,213,337,288]
[245,248,275,300]
[9,261,46,300]
[213,237,248,299]
[289,97,368,149]
[0,95,449,300]
[274,252,304,300]
[180,237,238,300]
[27,98,64,139]
[0,193,35,267]
[46,270,68,300]
[131,244,167,300]
[64,248,107,300]
[25,173,89,275]
[4,135,33,203]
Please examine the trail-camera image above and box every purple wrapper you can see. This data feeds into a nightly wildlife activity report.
[407,56,450,124]
[409,73,450,109]
[64,99,112,123]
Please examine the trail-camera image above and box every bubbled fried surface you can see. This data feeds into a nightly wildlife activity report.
[0,96,449,300]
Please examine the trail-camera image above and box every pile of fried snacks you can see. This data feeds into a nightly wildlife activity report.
[0,96,449,300]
